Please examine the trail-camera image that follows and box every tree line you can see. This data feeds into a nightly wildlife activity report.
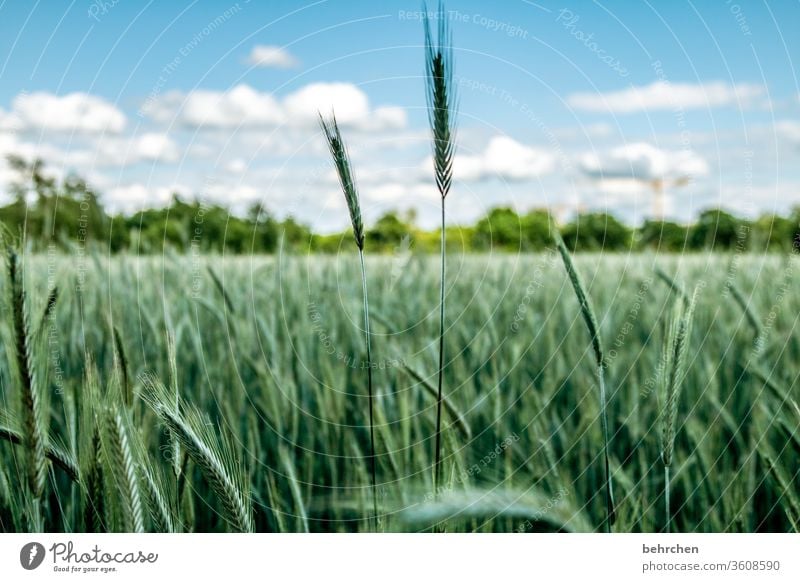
[2,156,798,254]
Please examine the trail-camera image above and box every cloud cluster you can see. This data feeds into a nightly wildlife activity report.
[246,45,299,69]
[6,91,127,133]
[776,120,800,146]
[39,133,180,169]
[105,183,183,214]
[82,133,180,166]
[142,82,407,131]
[0,133,67,199]
[568,81,765,113]
[578,142,709,182]
[423,136,556,183]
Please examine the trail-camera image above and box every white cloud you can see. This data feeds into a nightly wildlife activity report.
[578,142,709,182]
[0,107,21,132]
[0,134,24,197]
[775,121,800,145]
[129,133,180,162]
[51,133,180,168]
[105,183,186,213]
[284,82,368,125]
[246,45,299,69]
[0,133,69,188]
[205,182,262,207]
[9,91,126,133]
[104,180,267,215]
[226,158,248,173]
[144,85,284,128]
[568,81,765,113]
[366,182,438,204]
[142,83,406,131]
[369,106,408,131]
[427,136,556,182]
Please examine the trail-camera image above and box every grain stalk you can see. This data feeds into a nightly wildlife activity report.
[100,407,145,532]
[723,279,768,530]
[400,362,471,440]
[6,248,47,521]
[35,285,58,340]
[724,280,762,347]
[552,229,615,531]
[319,113,379,530]
[424,1,457,501]
[113,326,132,408]
[140,374,254,532]
[207,266,235,314]
[659,289,697,532]
[166,332,182,483]
[655,266,690,306]
[80,358,106,532]
[84,427,105,532]
[0,424,79,482]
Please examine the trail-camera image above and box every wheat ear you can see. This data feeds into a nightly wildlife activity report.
[100,406,145,532]
[659,288,697,532]
[424,1,457,502]
[140,374,254,532]
[552,229,616,531]
[6,248,47,506]
[319,112,378,530]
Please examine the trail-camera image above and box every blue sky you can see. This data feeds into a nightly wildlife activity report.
[0,0,798,231]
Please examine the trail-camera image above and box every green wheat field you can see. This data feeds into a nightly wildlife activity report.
[0,251,797,532]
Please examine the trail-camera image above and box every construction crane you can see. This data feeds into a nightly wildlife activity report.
[649,175,690,220]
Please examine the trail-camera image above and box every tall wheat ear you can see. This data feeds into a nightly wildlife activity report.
[6,246,47,529]
[552,227,615,532]
[659,287,697,533]
[423,0,458,508]
[319,112,379,531]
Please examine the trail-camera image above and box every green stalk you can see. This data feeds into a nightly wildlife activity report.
[659,289,697,533]
[319,113,378,530]
[7,248,47,524]
[597,364,615,532]
[665,464,671,533]
[359,248,378,530]
[553,230,615,531]
[433,196,446,496]
[423,2,457,503]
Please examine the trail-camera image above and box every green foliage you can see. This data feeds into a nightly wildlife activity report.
[638,220,690,252]
[2,157,799,255]
[0,157,311,254]
[552,228,615,530]
[0,254,797,532]
[749,212,799,252]
[521,209,555,250]
[140,375,254,533]
[561,212,632,252]
[689,209,747,250]
[366,212,410,249]
[473,207,524,250]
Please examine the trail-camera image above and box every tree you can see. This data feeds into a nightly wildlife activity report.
[280,217,313,250]
[749,213,795,252]
[561,212,632,252]
[366,211,411,251]
[637,220,690,252]
[473,207,523,251]
[689,209,746,250]
[520,209,554,250]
